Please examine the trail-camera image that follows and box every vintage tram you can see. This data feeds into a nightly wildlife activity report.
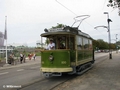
[40,26,95,77]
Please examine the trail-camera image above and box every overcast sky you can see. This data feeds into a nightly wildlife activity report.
[0,0,120,47]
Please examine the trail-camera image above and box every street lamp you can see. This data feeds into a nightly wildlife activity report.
[94,25,112,59]
[115,34,118,43]
[104,12,112,59]
[94,25,108,30]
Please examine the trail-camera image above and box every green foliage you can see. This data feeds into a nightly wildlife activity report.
[51,23,66,29]
[36,52,41,56]
[93,39,116,50]
[108,0,120,15]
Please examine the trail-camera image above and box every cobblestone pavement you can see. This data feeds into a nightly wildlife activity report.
[53,53,120,90]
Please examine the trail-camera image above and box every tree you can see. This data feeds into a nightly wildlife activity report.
[108,0,120,15]
[51,23,66,29]
[93,39,109,50]
[93,38,117,50]
[93,39,100,50]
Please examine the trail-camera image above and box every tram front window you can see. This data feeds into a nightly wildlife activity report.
[45,35,75,50]
[46,38,55,50]
[57,36,66,49]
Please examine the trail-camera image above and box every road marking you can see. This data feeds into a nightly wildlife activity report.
[30,66,40,69]
[0,72,9,75]
[17,69,24,71]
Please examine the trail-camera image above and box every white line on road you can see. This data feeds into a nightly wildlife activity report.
[17,69,24,71]
[0,72,9,75]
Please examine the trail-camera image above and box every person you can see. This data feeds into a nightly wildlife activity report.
[28,53,32,60]
[33,53,36,60]
[59,43,65,49]
[46,38,55,50]
[8,53,14,64]
[20,53,23,63]
[23,54,26,63]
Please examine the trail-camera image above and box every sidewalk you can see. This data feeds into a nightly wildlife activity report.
[0,56,40,70]
[53,52,120,90]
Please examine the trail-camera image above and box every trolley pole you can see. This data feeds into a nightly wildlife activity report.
[104,12,112,59]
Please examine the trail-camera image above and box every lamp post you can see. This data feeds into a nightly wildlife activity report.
[115,34,118,53]
[94,25,112,59]
[104,12,112,59]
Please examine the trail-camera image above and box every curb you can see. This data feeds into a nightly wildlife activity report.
[0,60,40,70]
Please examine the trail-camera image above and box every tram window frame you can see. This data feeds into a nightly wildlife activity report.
[57,36,66,49]
[76,36,83,50]
[42,35,75,50]
[89,39,93,50]
[67,36,75,50]
[83,38,89,50]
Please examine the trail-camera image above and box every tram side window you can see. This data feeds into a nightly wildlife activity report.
[83,38,89,50]
[89,40,93,50]
[69,37,75,50]
[77,36,82,50]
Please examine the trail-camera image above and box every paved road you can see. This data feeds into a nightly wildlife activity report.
[0,52,119,90]
[0,57,44,90]
[18,53,110,90]
[0,65,43,90]
[53,52,120,90]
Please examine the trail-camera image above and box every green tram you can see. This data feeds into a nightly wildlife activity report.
[40,26,95,77]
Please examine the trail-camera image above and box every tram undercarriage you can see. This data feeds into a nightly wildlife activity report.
[42,60,94,77]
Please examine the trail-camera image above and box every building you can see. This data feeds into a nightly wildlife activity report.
[0,31,4,46]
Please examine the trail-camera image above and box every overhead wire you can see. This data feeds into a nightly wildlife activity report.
[55,0,111,41]
[55,0,77,16]
[102,0,107,10]
[55,0,93,28]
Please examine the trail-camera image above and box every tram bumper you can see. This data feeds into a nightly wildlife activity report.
[41,67,73,72]
[41,67,73,77]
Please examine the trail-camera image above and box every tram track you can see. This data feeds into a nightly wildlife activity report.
[18,74,77,90]
[18,53,108,90]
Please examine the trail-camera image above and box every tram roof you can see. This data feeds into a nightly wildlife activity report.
[41,26,92,39]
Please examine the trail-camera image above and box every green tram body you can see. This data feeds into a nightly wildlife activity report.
[40,26,95,77]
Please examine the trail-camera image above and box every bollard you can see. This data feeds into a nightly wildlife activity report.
[109,53,112,59]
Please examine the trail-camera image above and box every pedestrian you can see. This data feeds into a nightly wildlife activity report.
[28,53,32,60]
[8,53,14,64]
[33,53,36,60]
[11,53,15,65]
[20,53,23,63]
[23,54,26,63]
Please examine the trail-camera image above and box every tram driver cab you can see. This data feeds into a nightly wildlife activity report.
[45,35,75,50]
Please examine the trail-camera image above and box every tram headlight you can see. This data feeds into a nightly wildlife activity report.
[49,55,54,61]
